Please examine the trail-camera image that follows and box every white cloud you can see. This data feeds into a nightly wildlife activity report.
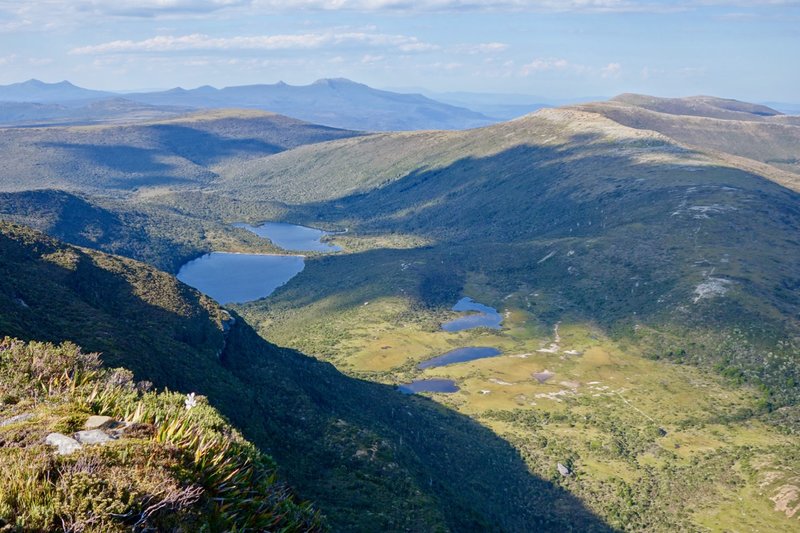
[76,0,253,17]
[600,62,621,78]
[70,32,436,54]
[361,53,384,63]
[252,1,800,13]
[521,57,626,78]
[454,42,509,54]
[520,57,569,75]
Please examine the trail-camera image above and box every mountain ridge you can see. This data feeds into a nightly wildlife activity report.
[0,78,498,131]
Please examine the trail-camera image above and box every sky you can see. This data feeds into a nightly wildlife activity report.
[0,1,798,101]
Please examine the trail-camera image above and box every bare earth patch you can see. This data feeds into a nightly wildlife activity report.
[771,483,800,518]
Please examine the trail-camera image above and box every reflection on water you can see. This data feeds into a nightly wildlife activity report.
[235,221,341,252]
[442,297,503,332]
[177,252,304,304]
[417,346,502,369]
[398,379,460,394]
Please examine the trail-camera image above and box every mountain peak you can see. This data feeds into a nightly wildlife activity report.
[19,79,76,88]
[312,78,364,88]
[0,79,111,103]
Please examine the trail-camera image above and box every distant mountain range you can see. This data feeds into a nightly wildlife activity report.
[0,78,496,131]
[2,79,796,130]
[0,79,114,102]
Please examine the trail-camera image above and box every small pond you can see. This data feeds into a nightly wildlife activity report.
[235,221,341,253]
[441,297,503,332]
[176,252,304,305]
[417,346,502,369]
[398,379,460,394]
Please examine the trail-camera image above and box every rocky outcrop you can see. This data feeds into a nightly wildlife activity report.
[45,433,82,455]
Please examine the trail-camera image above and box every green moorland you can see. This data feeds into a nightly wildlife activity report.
[0,222,613,531]
[0,97,798,530]
[209,102,799,530]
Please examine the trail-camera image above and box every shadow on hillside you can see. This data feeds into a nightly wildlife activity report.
[147,124,284,166]
[0,224,225,387]
[40,142,173,173]
[220,317,616,532]
[274,137,718,244]
[256,138,800,330]
[0,222,613,531]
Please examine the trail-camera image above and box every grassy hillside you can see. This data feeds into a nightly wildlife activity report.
[0,222,611,531]
[202,103,800,530]
[0,109,360,194]
[0,338,322,532]
[214,108,800,346]
[608,94,784,120]
[575,96,800,177]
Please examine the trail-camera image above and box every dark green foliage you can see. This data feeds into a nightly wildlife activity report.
[0,223,613,531]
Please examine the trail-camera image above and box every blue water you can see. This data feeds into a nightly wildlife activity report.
[235,222,341,253]
[177,252,305,304]
[398,379,460,394]
[417,346,502,369]
[442,297,503,332]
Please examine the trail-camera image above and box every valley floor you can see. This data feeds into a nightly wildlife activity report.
[239,264,800,532]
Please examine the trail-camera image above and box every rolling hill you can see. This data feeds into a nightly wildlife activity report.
[575,94,800,177]
[211,103,800,404]
[0,98,192,127]
[0,109,361,193]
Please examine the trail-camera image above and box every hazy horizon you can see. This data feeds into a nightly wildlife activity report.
[0,1,798,102]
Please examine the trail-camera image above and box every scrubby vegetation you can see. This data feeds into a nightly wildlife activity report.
[0,222,612,531]
[1,94,799,531]
[0,337,322,532]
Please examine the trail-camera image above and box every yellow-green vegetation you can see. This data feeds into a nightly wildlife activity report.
[0,337,322,532]
[246,288,800,532]
[1,222,618,531]
[2,94,799,531]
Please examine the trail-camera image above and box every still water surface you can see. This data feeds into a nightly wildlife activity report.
[441,297,503,332]
[235,221,341,252]
[398,379,460,394]
[177,252,304,305]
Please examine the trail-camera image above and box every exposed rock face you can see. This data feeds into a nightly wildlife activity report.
[45,433,82,455]
[85,415,116,430]
[217,309,237,360]
[74,429,116,445]
[557,463,572,477]
[0,413,33,427]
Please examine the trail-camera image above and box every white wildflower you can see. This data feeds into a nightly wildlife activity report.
[184,392,198,411]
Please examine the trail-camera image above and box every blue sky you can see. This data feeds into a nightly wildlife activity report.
[0,1,798,101]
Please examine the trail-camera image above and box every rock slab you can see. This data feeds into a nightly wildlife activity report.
[85,415,115,430]
[0,413,33,427]
[45,433,82,455]
[74,429,116,445]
